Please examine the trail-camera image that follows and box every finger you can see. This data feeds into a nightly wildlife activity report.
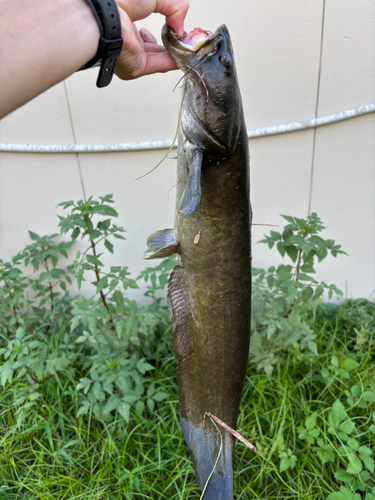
[141,52,178,76]
[115,11,145,79]
[117,0,189,38]
[143,42,168,53]
[140,27,157,44]
[162,0,189,37]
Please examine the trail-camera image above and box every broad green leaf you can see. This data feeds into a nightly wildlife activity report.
[288,235,305,246]
[305,412,317,431]
[91,205,118,217]
[76,404,90,417]
[86,254,104,267]
[147,382,155,397]
[307,341,318,356]
[28,230,41,241]
[135,400,145,416]
[339,420,355,436]
[267,323,276,339]
[276,242,286,257]
[346,452,362,474]
[282,228,294,241]
[16,327,25,340]
[361,454,374,473]
[105,395,121,413]
[351,385,361,397]
[33,363,44,381]
[147,398,155,412]
[288,284,297,302]
[327,486,361,500]
[280,215,295,224]
[118,402,130,422]
[122,394,141,403]
[328,400,346,430]
[92,381,101,400]
[266,275,275,289]
[279,454,297,472]
[347,438,359,451]
[334,469,353,482]
[331,355,339,367]
[104,239,114,254]
[270,231,281,241]
[153,391,169,402]
[341,359,359,371]
[302,286,314,303]
[364,391,375,402]
[316,444,335,464]
[285,245,298,263]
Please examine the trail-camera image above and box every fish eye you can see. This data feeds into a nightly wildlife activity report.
[219,53,231,67]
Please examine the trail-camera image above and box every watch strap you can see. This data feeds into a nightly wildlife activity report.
[81,0,123,88]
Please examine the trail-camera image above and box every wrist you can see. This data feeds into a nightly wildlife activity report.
[73,0,101,62]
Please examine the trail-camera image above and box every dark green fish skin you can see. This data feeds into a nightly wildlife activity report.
[148,25,251,499]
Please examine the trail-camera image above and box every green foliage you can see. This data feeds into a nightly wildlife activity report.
[0,194,176,429]
[250,213,347,374]
[1,200,374,500]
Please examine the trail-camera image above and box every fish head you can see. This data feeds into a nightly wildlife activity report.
[162,24,243,157]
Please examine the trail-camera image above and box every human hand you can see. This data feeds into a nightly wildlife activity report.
[114,0,189,80]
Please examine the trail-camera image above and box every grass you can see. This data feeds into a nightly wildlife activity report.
[0,299,374,499]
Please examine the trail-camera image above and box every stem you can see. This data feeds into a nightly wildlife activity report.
[12,305,20,329]
[295,249,302,282]
[44,258,54,309]
[90,238,111,318]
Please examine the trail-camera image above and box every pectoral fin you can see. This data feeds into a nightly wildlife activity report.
[144,228,180,260]
[179,149,203,216]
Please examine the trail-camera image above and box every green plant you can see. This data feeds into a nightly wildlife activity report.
[0,194,176,428]
[1,201,374,499]
[58,194,175,420]
[250,212,347,374]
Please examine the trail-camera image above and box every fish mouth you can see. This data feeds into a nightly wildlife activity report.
[162,24,226,67]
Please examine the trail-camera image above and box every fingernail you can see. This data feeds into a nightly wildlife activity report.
[140,28,157,43]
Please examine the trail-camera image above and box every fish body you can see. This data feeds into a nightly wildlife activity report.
[146,25,251,499]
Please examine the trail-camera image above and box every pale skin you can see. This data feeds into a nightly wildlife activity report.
[0,0,189,118]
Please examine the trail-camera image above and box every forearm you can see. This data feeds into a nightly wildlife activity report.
[0,0,100,118]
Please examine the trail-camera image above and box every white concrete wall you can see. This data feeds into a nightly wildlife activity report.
[1,0,374,303]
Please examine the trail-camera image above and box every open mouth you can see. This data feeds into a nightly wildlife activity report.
[176,27,214,52]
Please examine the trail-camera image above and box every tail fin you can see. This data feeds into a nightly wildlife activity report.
[180,418,234,500]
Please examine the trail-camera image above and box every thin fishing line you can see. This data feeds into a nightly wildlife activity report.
[63,81,87,201]
[64,80,86,201]
[135,81,187,181]
[199,415,223,500]
[307,0,326,215]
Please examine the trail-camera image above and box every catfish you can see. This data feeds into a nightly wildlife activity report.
[145,24,251,499]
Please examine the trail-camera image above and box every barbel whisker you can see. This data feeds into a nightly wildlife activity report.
[188,66,209,102]
[172,55,207,92]
[172,42,218,93]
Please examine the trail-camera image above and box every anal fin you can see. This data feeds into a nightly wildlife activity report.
[168,265,235,499]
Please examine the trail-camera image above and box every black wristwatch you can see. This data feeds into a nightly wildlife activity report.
[81,0,123,88]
